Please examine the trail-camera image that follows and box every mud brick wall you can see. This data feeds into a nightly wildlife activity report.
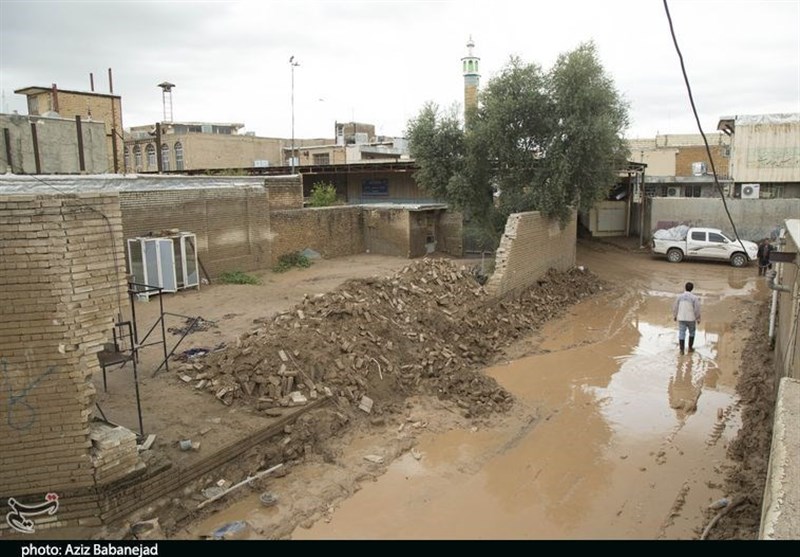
[486,210,577,298]
[0,193,134,500]
[119,186,271,279]
[270,206,365,263]
[437,210,464,258]
[266,176,304,211]
[364,208,410,257]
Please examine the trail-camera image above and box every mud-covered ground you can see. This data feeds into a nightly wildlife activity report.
[88,243,775,540]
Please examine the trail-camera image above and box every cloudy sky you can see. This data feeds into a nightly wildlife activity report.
[1,0,798,141]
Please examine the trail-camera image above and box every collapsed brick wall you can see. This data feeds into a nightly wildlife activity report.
[270,206,365,263]
[0,194,137,511]
[486,210,577,297]
[119,186,271,279]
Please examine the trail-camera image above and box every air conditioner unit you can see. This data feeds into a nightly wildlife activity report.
[741,183,760,199]
[667,186,681,197]
[691,161,707,176]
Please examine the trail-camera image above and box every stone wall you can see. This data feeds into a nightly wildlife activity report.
[486,210,577,298]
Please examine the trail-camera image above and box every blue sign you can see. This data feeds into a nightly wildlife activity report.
[362,179,389,196]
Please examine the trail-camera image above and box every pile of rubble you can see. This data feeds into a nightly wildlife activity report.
[174,259,604,417]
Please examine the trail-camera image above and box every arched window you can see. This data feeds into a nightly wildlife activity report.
[124,147,131,172]
[468,60,474,72]
[146,144,156,169]
[174,142,184,171]
[474,61,479,72]
[133,145,142,171]
[161,143,170,171]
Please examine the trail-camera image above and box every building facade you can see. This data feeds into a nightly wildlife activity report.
[124,121,331,173]
[627,133,732,199]
[15,84,124,173]
[718,113,800,199]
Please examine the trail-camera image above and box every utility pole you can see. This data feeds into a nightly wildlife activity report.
[290,56,300,173]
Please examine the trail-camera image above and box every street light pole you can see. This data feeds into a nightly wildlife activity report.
[290,56,300,174]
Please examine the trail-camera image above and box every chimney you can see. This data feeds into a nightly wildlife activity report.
[51,83,59,113]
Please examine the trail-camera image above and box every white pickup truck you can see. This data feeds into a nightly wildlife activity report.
[651,226,758,267]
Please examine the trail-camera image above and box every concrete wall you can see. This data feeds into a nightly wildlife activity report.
[270,206,365,263]
[24,89,124,173]
[486,210,577,298]
[1,113,108,174]
[0,193,140,516]
[760,221,799,539]
[647,198,800,242]
[759,377,800,540]
[772,220,800,381]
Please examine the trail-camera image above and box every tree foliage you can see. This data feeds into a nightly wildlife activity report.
[407,41,630,238]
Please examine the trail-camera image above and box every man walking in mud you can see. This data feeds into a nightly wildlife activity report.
[673,281,701,355]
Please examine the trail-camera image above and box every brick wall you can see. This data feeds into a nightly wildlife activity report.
[270,206,365,263]
[266,176,304,210]
[119,186,271,279]
[364,208,410,257]
[0,193,138,502]
[437,210,464,257]
[486,210,577,297]
[675,145,729,178]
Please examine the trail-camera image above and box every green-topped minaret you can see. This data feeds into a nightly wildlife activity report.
[462,36,480,124]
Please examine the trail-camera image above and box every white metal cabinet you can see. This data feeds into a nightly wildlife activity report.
[127,232,199,299]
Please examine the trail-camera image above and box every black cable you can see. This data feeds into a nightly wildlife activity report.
[662,0,751,260]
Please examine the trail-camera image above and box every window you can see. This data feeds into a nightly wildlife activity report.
[690,231,706,241]
[685,185,702,198]
[313,153,330,165]
[708,232,726,243]
[161,143,170,171]
[146,144,156,169]
[133,145,142,170]
[124,147,131,172]
[175,142,184,171]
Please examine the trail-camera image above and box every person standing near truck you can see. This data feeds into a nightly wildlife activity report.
[757,238,772,276]
[673,282,701,355]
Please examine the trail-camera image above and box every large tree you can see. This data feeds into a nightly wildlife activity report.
[407,41,630,241]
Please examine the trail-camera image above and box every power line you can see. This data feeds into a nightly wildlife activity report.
[662,0,750,261]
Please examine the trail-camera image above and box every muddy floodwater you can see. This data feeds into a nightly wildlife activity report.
[186,244,768,540]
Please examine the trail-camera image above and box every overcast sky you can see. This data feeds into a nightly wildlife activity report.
[1,0,798,141]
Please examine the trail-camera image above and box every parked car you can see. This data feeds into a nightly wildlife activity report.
[651,226,758,267]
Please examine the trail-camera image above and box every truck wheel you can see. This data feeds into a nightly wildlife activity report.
[730,253,747,267]
[667,248,684,263]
